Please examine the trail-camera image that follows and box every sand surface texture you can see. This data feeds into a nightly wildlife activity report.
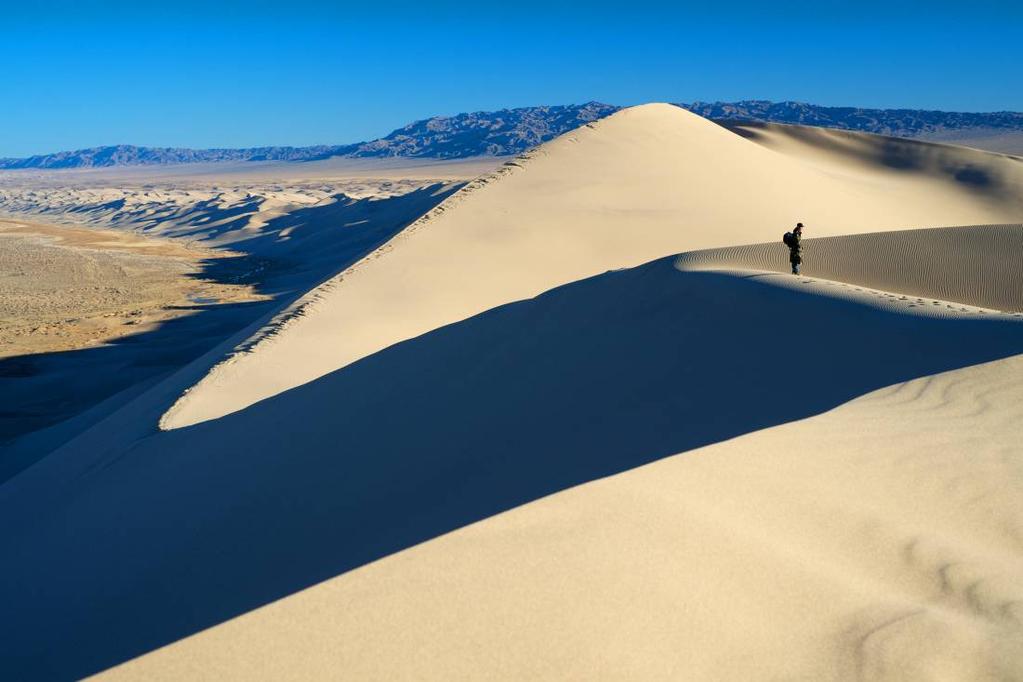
[1,105,1022,681]
[97,349,1023,682]
[677,223,1023,313]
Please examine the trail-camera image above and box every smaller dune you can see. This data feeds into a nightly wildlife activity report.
[676,224,1023,313]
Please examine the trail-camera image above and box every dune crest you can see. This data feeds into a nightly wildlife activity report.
[677,223,1023,313]
[161,104,1023,429]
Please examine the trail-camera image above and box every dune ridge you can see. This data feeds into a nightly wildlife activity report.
[160,104,1023,429]
[676,223,1023,313]
[0,179,468,460]
[156,150,537,425]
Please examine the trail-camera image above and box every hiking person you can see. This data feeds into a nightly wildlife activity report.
[783,222,804,275]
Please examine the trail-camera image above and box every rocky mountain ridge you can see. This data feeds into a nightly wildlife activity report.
[3,100,1021,169]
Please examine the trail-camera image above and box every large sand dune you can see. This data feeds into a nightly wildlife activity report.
[162,104,1023,428]
[1,256,1021,680]
[98,347,1023,682]
[2,104,1023,681]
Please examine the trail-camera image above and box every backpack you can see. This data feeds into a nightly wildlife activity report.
[782,232,796,248]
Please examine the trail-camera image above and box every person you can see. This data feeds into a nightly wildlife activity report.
[787,222,804,275]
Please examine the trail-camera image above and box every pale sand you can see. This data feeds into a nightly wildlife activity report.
[916,129,1023,157]
[162,104,1023,429]
[722,118,1023,157]
[2,104,1023,680]
[676,223,1023,313]
[723,119,1023,186]
[4,257,1015,681]
[0,156,504,188]
[97,351,1023,681]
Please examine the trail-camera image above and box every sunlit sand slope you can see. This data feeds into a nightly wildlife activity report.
[677,223,1023,313]
[162,104,1023,428]
[78,263,1023,682]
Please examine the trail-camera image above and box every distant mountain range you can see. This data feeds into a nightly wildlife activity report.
[680,101,1023,137]
[3,100,1021,169]
[346,102,618,159]
[0,144,350,169]
[0,103,618,170]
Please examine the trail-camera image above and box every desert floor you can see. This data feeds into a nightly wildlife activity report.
[0,218,264,359]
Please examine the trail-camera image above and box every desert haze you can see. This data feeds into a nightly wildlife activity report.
[1,104,1023,681]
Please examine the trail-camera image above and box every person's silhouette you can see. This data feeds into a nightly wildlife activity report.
[787,223,804,275]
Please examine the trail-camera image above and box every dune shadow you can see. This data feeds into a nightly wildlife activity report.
[952,166,992,186]
[4,257,1023,680]
[718,120,1015,193]
[0,185,460,478]
[0,299,276,478]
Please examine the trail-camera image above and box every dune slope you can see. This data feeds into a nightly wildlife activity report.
[99,339,1023,682]
[1,254,1022,680]
[677,223,1023,313]
[0,182,464,476]
[162,104,1023,428]
[725,120,1023,194]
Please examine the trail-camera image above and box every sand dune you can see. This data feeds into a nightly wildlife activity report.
[0,159,492,281]
[0,181,463,471]
[725,120,1023,200]
[2,104,1023,681]
[161,104,1023,428]
[1,256,1021,680]
[97,351,1023,682]
[677,223,1023,313]
[919,128,1023,156]
[0,179,467,253]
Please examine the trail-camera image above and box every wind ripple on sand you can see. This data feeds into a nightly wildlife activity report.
[676,223,1023,313]
[799,360,1023,680]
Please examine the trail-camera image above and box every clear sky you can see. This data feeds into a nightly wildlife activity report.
[3,0,1021,157]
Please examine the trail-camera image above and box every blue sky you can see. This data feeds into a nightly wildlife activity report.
[2,0,1021,157]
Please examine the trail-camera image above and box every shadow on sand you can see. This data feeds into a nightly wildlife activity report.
[3,258,1023,679]
[720,120,1014,193]
[0,299,275,476]
[0,185,460,478]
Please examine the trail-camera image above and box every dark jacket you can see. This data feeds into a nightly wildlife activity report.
[788,232,802,264]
